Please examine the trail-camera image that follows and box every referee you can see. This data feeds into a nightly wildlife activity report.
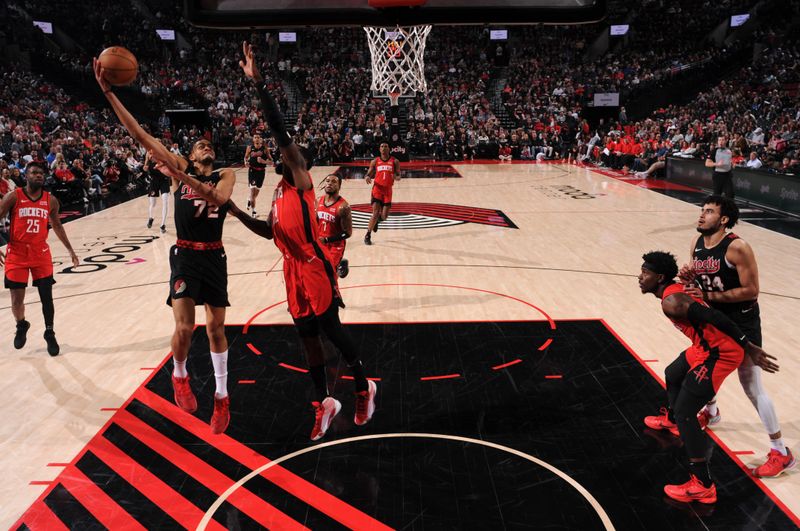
[705,136,734,198]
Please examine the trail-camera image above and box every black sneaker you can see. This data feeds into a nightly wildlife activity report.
[337,258,349,278]
[44,329,60,356]
[147,218,154,229]
[14,320,30,349]
[364,233,372,246]
[160,224,166,234]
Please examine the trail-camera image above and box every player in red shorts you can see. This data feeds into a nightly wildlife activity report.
[317,174,352,279]
[363,142,400,245]
[638,251,778,504]
[231,42,376,441]
[0,162,79,355]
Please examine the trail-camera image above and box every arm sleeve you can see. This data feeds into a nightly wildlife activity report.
[256,83,292,148]
[324,232,349,243]
[687,302,748,348]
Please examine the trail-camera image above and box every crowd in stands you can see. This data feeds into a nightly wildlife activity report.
[2,0,799,229]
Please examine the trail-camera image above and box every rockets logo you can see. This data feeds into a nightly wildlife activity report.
[692,257,721,274]
[350,202,517,230]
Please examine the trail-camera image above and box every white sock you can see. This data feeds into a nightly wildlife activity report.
[148,196,157,219]
[211,350,229,398]
[706,400,718,417]
[173,358,188,378]
[770,438,787,455]
[161,193,169,226]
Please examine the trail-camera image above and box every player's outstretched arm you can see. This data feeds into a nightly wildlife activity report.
[239,41,311,190]
[152,158,234,207]
[226,199,273,239]
[94,59,186,172]
[48,196,79,267]
[394,158,401,180]
[662,292,778,373]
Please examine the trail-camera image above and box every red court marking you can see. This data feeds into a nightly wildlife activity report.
[538,338,553,351]
[733,450,756,455]
[641,359,659,363]
[340,375,383,381]
[88,436,227,531]
[140,367,158,371]
[113,409,306,530]
[22,501,68,531]
[246,343,262,355]
[100,408,119,411]
[47,463,70,467]
[544,375,563,379]
[420,373,461,381]
[600,319,800,528]
[10,351,171,531]
[29,481,53,485]
[137,388,393,531]
[492,359,523,370]
[59,467,146,530]
[279,362,309,373]
[238,380,256,384]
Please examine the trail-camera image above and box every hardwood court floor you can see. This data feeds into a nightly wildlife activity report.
[2,162,799,528]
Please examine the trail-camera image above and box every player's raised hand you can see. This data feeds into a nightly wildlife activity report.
[93,57,111,93]
[745,343,779,374]
[678,263,696,284]
[239,41,263,82]
[155,160,188,184]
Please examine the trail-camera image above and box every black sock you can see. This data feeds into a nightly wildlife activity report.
[309,364,328,402]
[689,460,712,487]
[348,360,369,393]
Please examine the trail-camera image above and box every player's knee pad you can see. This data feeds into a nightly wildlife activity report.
[293,315,319,338]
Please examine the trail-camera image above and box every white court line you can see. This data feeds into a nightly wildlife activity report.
[197,432,615,530]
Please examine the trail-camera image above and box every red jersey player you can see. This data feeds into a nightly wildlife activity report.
[231,41,376,441]
[638,251,777,504]
[364,142,400,245]
[0,162,79,355]
[316,174,352,278]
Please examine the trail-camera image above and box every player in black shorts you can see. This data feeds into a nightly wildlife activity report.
[244,133,271,217]
[144,149,170,233]
[680,195,794,477]
[95,58,235,434]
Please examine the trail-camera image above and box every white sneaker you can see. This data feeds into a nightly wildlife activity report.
[310,397,341,441]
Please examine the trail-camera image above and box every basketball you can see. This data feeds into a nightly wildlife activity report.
[97,46,138,86]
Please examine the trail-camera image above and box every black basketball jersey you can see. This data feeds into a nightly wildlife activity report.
[248,146,268,170]
[692,233,755,312]
[149,165,169,189]
[174,170,229,242]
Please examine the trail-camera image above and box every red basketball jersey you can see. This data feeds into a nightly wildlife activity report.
[9,188,50,247]
[373,156,397,187]
[270,174,320,260]
[660,283,743,366]
[316,196,346,249]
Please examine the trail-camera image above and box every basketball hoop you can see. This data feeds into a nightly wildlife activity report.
[364,24,431,97]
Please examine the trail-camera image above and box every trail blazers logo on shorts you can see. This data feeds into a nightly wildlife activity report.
[350,202,517,230]
[174,279,187,295]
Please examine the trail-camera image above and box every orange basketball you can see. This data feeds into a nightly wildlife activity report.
[98,46,138,86]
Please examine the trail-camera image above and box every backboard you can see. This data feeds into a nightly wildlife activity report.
[185,0,607,28]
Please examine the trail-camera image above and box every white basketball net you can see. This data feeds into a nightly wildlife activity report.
[364,25,432,96]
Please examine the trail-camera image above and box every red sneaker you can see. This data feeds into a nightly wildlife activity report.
[644,407,679,436]
[310,397,341,441]
[664,475,717,504]
[752,449,796,478]
[698,407,721,427]
[354,380,377,426]
[210,394,230,434]
[172,375,198,413]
